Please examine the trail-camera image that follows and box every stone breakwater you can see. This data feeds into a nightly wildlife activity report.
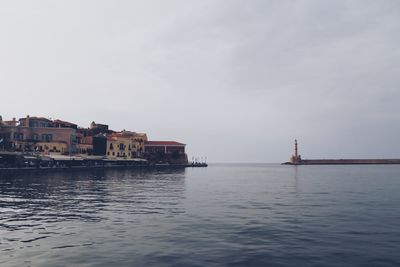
[283,159,400,165]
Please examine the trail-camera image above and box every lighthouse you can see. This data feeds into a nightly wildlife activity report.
[290,139,301,164]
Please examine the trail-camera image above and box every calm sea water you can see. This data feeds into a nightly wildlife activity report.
[1,164,400,267]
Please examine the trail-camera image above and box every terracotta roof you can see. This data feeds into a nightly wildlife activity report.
[145,141,185,146]
[107,136,117,141]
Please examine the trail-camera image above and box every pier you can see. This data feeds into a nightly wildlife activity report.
[283,140,400,165]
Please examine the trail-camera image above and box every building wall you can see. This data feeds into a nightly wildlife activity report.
[144,145,185,154]
[132,133,147,157]
[93,136,107,156]
[34,142,68,154]
[145,145,166,154]
[106,137,132,158]
[166,146,185,154]
[105,132,148,159]
[144,144,187,164]
[77,143,93,155]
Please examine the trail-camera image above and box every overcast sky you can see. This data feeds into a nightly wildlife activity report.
[1,1,400,162]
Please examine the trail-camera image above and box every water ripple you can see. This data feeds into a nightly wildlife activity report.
[1,166,400,266]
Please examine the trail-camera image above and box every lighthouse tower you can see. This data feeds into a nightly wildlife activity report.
[290,139,302,164]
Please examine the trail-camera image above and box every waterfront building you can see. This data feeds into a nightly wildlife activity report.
[144,141,187,163]
[0,115,77,154]
[132,133,148,157]
[76,135,93,155]
[74,122,114,156]
[1,115,188,164]
[105,131,148,159]
[1,117,18,127]
[106,134,132,159]
[92,134,107,156]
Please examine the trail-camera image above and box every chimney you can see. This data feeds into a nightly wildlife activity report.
[26,115,30,127]
[10,117,17,127]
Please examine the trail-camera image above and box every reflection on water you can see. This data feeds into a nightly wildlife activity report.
[0,169,186,266]
[1,165,400,267]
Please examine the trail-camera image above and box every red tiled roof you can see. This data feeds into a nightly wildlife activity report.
[145,141,185,146]
[107,136,117,141]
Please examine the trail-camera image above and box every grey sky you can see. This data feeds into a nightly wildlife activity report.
[1,1,400,162]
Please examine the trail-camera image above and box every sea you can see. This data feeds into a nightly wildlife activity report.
[1,164,400,267]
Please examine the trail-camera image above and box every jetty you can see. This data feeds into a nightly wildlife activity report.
[283,140,400,165]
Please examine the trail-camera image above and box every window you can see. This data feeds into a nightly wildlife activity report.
[13,133,23,140]
[41,134,53,142]
[109,143,114,150]
[112,152,115,156]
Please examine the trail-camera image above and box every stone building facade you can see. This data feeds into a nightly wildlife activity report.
[144,141,187,163]
[106,131,148,159]
[0,115,77,154]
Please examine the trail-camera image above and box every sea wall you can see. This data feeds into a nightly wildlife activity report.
[287,159,400,165]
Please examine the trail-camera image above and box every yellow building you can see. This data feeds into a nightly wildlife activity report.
[35,142,69,155]
[106,131,148,159]
[106,135,131,159]
[132,133,147,157]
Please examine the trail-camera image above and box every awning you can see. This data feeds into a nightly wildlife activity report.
[132,158,147,162]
